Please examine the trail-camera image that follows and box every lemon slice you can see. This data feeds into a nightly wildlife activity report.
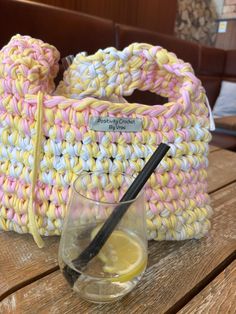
[91,226,147,282]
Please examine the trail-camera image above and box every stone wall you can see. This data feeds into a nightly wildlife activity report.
[175,0,219,46]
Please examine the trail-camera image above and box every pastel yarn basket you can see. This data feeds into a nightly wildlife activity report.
[0,35,213,247]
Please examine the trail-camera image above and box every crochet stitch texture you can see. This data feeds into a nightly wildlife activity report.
[0,35,213,247]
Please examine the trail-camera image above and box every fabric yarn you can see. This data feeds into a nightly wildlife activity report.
[0,35,213,247]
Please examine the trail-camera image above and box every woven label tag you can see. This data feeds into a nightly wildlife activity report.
[89,117,142,132]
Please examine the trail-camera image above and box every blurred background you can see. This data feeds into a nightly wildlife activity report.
[27,0,236,49]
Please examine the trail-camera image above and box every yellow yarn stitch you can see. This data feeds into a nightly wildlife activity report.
[0,36,214,244]
[28,92,44,248]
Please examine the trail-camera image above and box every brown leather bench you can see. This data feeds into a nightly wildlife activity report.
[0,0,115,83]
[0,0,115,84]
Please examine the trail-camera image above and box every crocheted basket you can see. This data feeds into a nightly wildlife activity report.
[0,35,213,247]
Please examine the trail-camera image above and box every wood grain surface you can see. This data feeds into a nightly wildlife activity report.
[0,232,59,300]
[178,260,236,314]
[208,149,236,193]
[215,20,236,50]
[1,181,235,314]
[0,148,234,306]
[209,145,221,152]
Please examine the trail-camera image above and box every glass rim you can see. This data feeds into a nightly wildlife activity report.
[72,171,144,206]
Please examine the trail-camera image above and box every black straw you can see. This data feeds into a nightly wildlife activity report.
[63,143,170,285]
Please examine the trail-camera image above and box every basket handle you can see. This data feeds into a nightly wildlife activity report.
[57,43,201,106]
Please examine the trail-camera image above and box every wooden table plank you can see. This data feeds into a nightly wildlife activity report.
[209,145,221,152]
[0,232,59,300]
[1,182,235,314]
[178,260,236,314]
[0,148,235,303]
[208,149,236,193]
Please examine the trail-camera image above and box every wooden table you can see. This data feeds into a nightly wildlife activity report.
[0,147,235,314]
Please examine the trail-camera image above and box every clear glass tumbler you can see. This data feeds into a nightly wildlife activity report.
[58,171,147,303]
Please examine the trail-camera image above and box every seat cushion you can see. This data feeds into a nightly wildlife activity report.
[199,46,226,76]
[224,50,236,77]
[210,131,236,151]
[198,76,221,109]
[0,0,115,57]
[213,81,236,117]
[215,116,236,131]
